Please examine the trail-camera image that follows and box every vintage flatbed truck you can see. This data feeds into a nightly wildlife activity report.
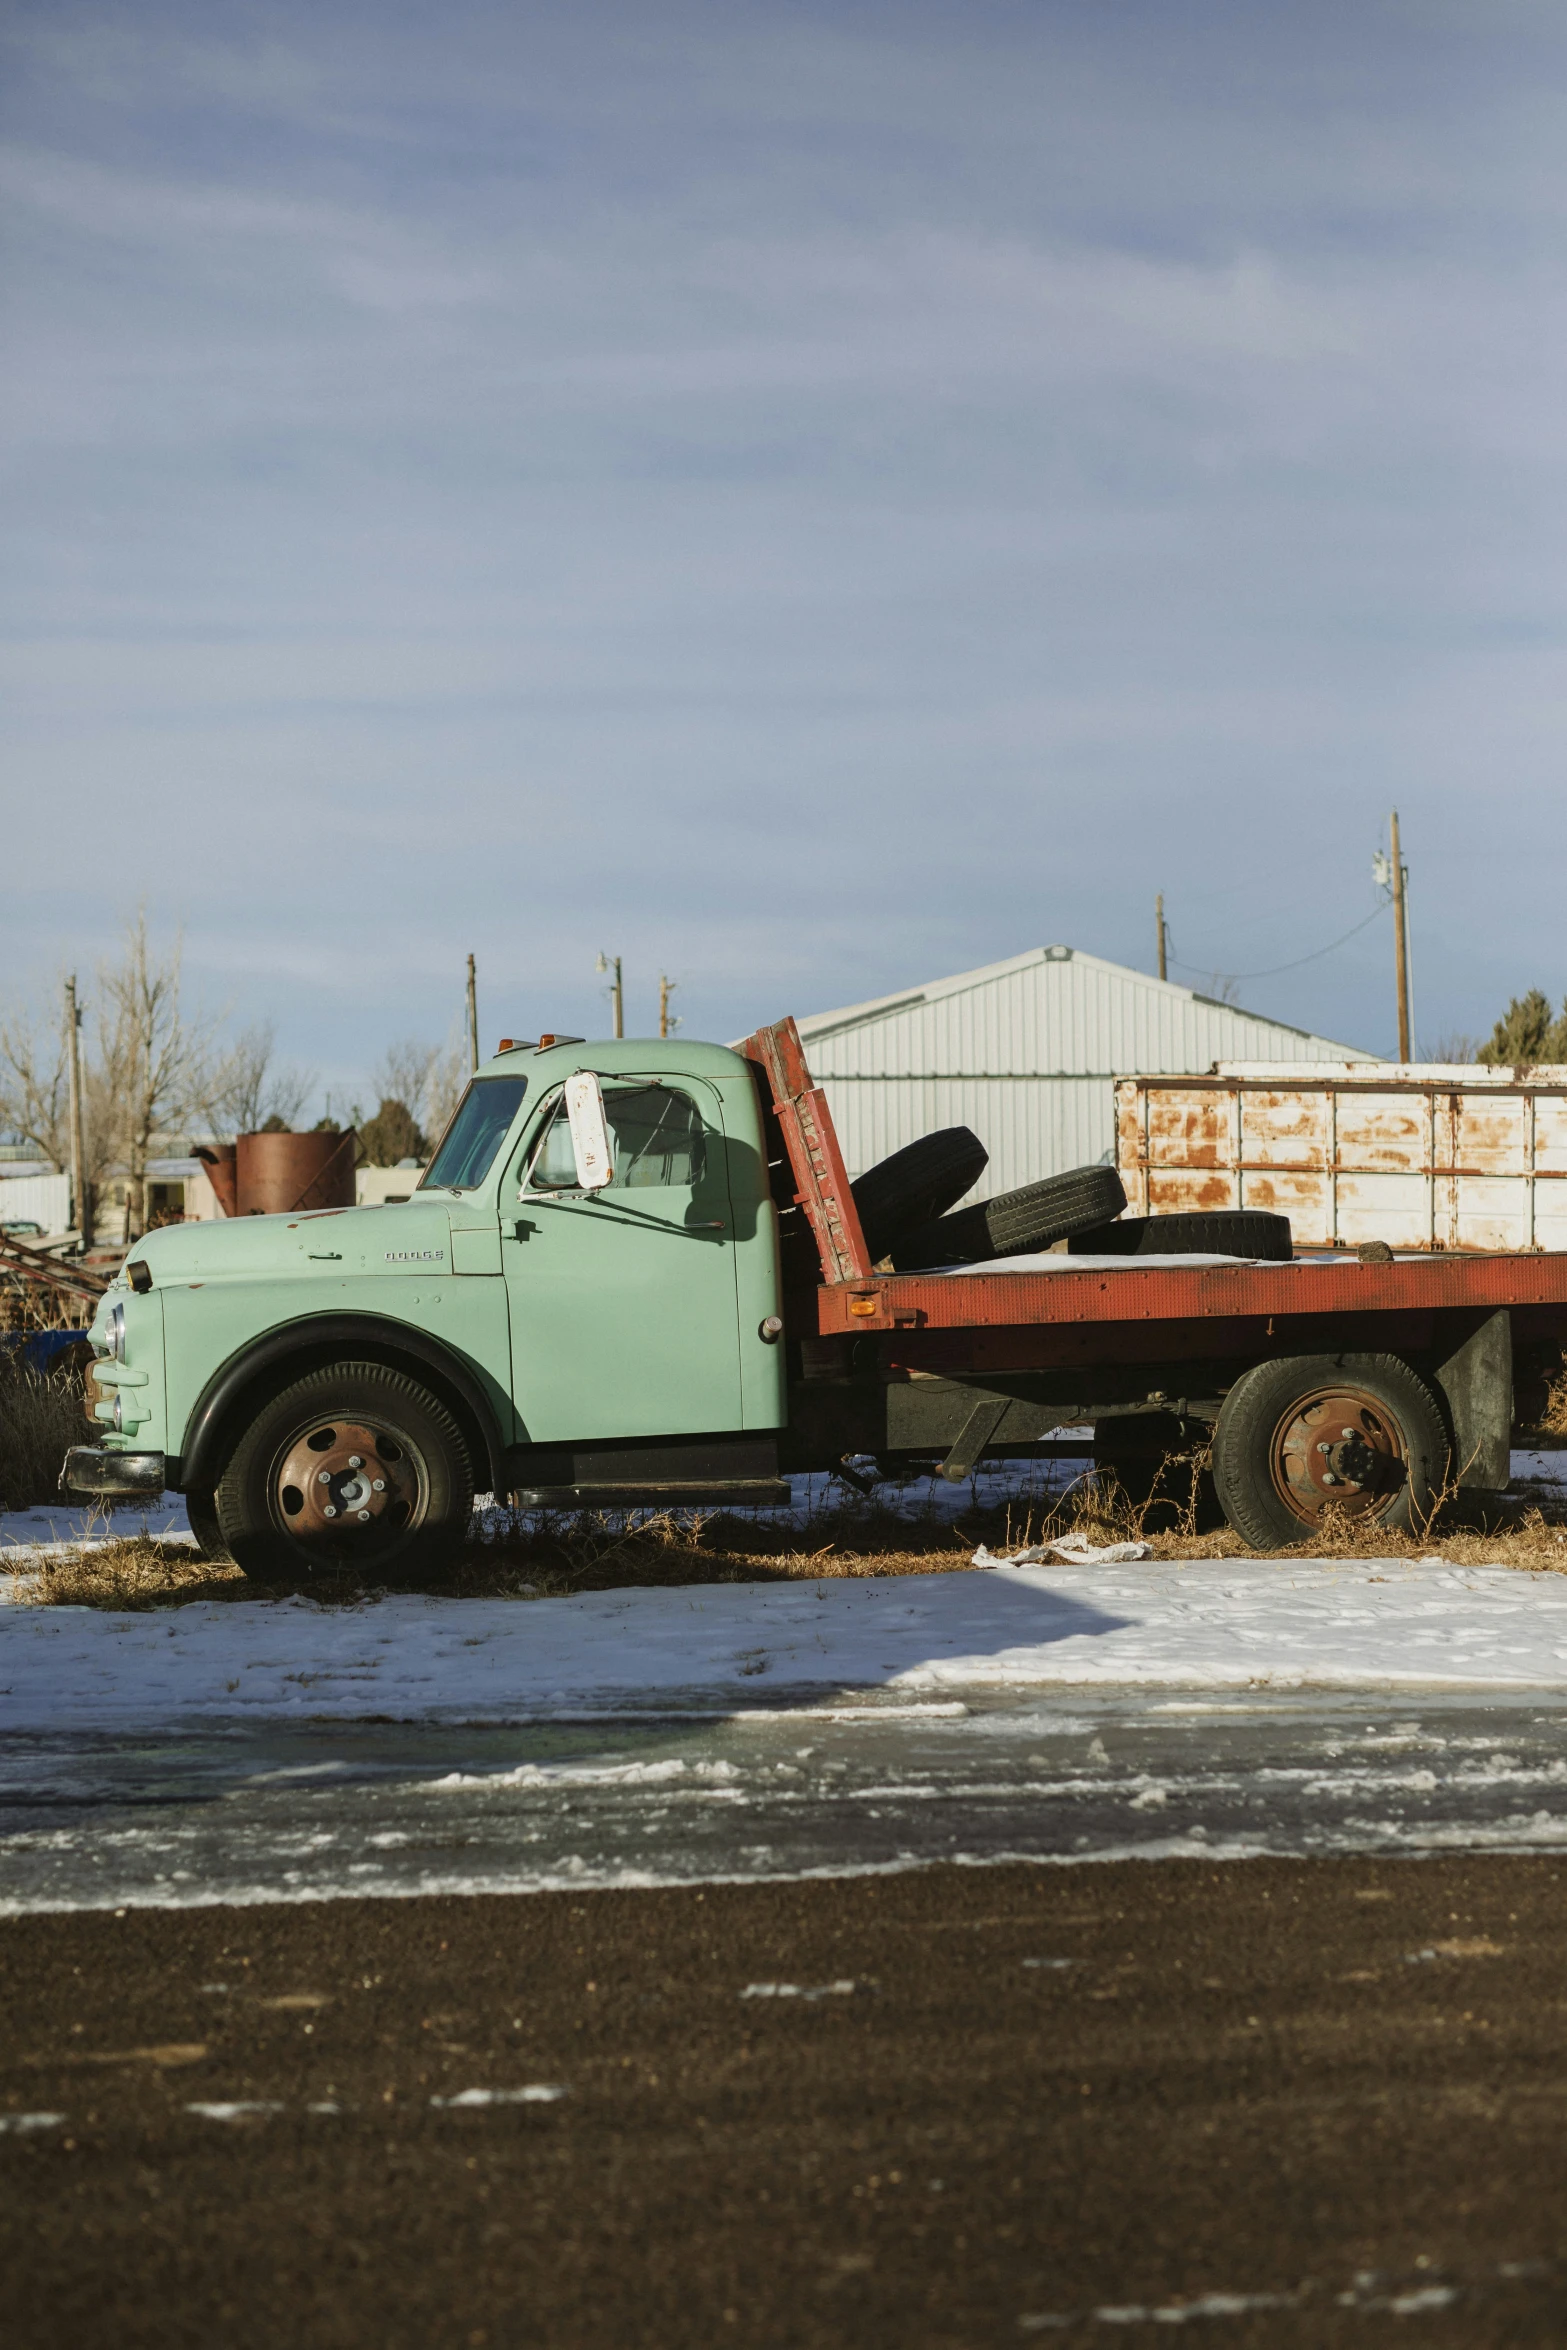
[64,1017,1567,1578]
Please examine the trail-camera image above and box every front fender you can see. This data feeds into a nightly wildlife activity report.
[177,1312,509,1495]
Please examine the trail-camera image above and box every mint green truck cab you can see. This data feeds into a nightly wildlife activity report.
[66,1039,789,1579]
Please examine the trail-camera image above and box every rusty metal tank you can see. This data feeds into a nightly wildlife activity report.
[192,1143,239,1217]
[234,1130,357,1216]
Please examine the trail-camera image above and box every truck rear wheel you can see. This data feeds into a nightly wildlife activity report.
[213,1361,474,1584]
[1212,1354,1450,1550]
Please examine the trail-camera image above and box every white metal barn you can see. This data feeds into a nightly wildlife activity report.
[795,944,1373,1197]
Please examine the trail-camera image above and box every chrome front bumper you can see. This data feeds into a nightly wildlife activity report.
[61,1448,167,1497]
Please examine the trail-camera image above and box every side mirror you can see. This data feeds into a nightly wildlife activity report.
[564,1071,614,1190]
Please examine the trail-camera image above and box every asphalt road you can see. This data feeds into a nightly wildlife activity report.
[5,1857,1567,2348]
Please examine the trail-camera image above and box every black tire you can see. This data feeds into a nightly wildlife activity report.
[891,1164,1128,1269]
[185,1487,233,1566]
[1070,1210,1294,1262]
[1212,1353,1450,1550]
[852,1128,988,1258]
[213,1361,474,1584]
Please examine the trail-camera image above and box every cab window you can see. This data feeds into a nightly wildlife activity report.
[523,1084,707,1193]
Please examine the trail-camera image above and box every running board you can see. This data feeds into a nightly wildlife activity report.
[511,1480,791,1510]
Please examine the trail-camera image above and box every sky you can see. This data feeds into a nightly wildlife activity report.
[4,0,1566,1107]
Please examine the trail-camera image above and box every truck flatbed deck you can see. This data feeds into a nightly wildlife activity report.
[741,1017,1567,1541]
[813,1250,1567,1339]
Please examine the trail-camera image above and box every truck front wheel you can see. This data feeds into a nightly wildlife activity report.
[185,1487,233,1565]
[213,1361,474,1583]
[1212,1353,1450,1550]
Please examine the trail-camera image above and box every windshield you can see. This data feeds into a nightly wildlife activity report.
[420,1076,529,1191]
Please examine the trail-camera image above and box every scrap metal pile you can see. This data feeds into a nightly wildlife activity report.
[0,1226,110,1333]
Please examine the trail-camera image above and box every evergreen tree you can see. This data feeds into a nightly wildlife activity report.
[1478,991,1567,1065]
[357,1096,427,1166]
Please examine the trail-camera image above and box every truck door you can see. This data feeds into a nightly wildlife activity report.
[501,1074,744,1444]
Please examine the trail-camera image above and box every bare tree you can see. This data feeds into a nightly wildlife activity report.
[0,981,119,1236]
[6,915,494,1246]
[373,1040,440,1127]
[96,913,221,1238]
[369,1031,469,1152]
[0,993,70,1169]
[424,1029,470,1142]
[202,1022,314,1141]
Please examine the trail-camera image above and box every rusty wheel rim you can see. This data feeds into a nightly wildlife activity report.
[1268,1385,1407,1526]
[270,1417,424,1560]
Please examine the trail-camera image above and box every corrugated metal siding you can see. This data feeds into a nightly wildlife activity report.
[810,1076,1113,1196]
[0,1172,72,1233]
[798,948,1370,1194]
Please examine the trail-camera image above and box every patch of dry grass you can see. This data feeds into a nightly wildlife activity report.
[442,1449,1567,1594]
[9,1533,245,1611]
[447,1488,995,1602]
[0,1360,85,1511]
[7,1453,1567,1612]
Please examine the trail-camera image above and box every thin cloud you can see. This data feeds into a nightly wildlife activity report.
[3,0,1565,1092]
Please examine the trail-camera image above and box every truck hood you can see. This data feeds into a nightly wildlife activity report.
[127,1197,458,1283]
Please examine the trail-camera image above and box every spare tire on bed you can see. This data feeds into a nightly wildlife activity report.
[851,1127,988,1258]
[889,1164,1128,1269]
[1068,1210,1293,1262]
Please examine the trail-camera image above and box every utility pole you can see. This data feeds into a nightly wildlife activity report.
[658,974,679,1039]
[465,954,479,1072]
[1155,894,1168,984]
[596,952,624,1039]
[63,974,90,1247]
[1389,810,1412,1062]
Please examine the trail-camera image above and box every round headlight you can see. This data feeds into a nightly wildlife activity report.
[103,1302,126,1362]
[111,1391,124,1432]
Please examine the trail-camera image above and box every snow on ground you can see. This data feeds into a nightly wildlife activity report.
[0,1498,197,1558]
[3,1453,1566,1733]
[5,1558,1567,1731]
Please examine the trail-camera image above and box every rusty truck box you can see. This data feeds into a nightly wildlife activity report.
[1112,1062,1567,1255]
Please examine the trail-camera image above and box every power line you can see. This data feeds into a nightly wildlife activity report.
[1168,898,1391,987]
